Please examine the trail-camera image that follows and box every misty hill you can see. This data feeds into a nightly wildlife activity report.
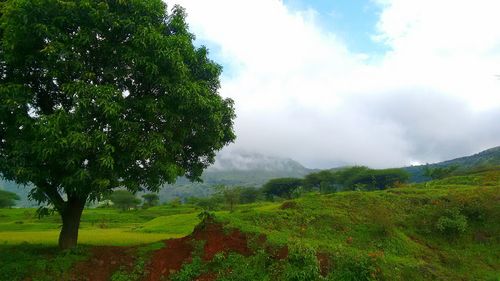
[405,146,500,182]
[158,152,314,202]
[1,152,313,206]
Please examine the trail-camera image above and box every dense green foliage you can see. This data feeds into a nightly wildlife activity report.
[262,178,304,199]
[0,189,20,208]
[0,244,89,281]
[0,0,234,248]
[142,193,160,208]
[1,168,499,280]
[217,169,499,280]
[238,187,262,204]
[109,190,141,211]
[423,165,459,180]
[304,166,409,192]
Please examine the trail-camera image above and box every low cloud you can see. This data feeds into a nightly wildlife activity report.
[170,0,500,168]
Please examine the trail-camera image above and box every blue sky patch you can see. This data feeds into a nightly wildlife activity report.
[284,0,388,56]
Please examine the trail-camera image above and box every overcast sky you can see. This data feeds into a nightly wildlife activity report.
[169,0,500,169]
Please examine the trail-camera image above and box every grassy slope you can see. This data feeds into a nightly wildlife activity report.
[214,170,500,280]
[0,169,499,280]
[0,205,201,245]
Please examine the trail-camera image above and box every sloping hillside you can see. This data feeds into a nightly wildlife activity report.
[405,146,500,182]
[1,152,313,206]
[212,169,500,280]
[158,152,313,202]
[1,169,499,280]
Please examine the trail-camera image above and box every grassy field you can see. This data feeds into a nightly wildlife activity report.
[0,205,201,245]
[0,169,499,280]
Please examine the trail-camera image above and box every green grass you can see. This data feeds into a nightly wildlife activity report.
[0,229,179,246]
[214,178,500,280]
[135,213,201,234]
[0,244,89,281]
[0,205,202,246]
[1,169,499,280]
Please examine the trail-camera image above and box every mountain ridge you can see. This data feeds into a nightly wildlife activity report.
[404,145,500,182]
[3,146,500,205]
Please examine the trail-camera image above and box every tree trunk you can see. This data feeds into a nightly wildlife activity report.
[58,197,85,250]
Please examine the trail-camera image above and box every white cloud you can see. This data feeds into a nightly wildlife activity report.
[168,0,500,168]
[374,0,500,109]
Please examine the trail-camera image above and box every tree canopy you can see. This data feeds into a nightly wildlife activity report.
[142,193,160,208]
[304,166,409,192]
[0,189,20,208]
[110,190,141,211]
[0,0,235,248]
[262,178,304,200]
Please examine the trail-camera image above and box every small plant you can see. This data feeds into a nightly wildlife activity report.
[198,210,216,222]
[169,256,204,281]
[436,208,468,236]
[98,218,109,229]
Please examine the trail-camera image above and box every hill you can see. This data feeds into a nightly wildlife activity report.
[158,152,314,202]
[405,146,500,182]
[1,167,499,280]
[1,152,313,206]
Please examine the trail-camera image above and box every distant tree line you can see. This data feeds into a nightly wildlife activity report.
[261,166,409,200]
[423,165,459,180]
[180,166,410,211]
[0,166,411,210]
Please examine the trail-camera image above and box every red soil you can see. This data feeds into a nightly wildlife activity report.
[143,237,193,281]
[195,272,218,281]
[316,253,331,277]
[143,220,252,280]
[70,246,135,281]
[269,245,289,260]
[192,222,252,261]
[68,220,332,281]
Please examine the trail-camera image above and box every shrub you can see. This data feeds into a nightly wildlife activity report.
[436,208,468,236]
[283,245,321,281]
[328,254,379,281]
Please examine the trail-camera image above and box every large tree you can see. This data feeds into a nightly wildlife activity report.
[262,178,304,200]
[110,190,141,211]
[0,189,20,208]
[0,0,235,249]
[142,193,160,208]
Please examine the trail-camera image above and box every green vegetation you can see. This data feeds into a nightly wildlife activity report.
[304,166,409,192]
[142,193,160,208]
[0,205,201,246]
[0,244,89,281]
[109,190,141,211]
[423,165,460,180]
[0,0,235,249]
[208,169,500,280]
[2,167,498,280]
[0,189,20,208]
[262,177,305,200]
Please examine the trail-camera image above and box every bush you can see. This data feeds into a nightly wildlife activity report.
[283,245,321,281]
[328,254,379,281]
[436,208,468,236]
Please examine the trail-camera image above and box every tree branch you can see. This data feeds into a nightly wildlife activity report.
[37,181,66,211]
